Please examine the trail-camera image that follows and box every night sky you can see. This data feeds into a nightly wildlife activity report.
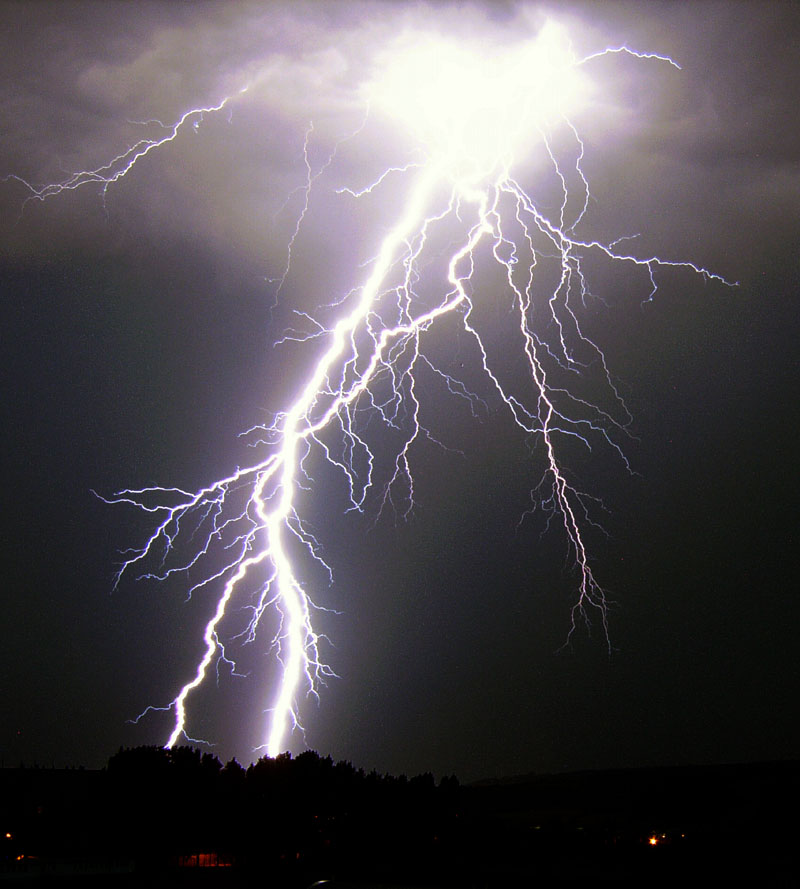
[2,1,798,782]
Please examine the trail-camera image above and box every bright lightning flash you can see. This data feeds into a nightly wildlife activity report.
[15,20,732,759]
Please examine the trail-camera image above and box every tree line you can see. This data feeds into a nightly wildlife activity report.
[4,746,464,884]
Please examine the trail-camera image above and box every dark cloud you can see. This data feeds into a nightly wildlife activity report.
[2,1,798,779]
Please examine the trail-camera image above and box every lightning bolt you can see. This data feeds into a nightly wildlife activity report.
[14,20,733,759]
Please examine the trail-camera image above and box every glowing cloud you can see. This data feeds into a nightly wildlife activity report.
[366,21,589,171]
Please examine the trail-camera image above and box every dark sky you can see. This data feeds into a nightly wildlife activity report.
[2,1,798,782]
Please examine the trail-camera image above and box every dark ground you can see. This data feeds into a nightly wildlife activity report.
[1,755,797,887]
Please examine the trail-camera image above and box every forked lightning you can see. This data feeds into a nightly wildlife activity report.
[13,19,733,757]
